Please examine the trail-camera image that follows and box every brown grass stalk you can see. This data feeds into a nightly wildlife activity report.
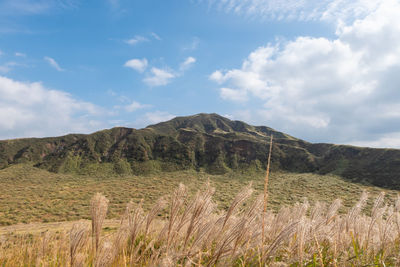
[262,134,273,248]
[90,193,109,256]
[69,222,89,266]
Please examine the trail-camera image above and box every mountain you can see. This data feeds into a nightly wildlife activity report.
[1,113,400,188]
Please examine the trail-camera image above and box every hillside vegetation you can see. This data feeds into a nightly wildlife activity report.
[1,113,400,189]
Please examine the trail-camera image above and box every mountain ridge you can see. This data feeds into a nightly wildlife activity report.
[1,113,400,189]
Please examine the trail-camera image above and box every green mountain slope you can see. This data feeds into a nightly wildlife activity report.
[1,113,400,188]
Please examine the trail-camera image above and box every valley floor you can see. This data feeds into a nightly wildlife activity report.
[1,177,400,266]
[0,219,120,236]
[0,164,398,226]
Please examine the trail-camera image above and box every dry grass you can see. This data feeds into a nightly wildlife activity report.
[90,193,109,254]
[1,163,399,226]
[262,134,273,248]
[2,184,400,266]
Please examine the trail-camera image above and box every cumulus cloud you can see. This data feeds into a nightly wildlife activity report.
[143,67,176,87]
[125,35,148,46]
[179,56,196,71]
[220,87,248,102]
[15,52,26,57]
[44,56,64,71]
[133,57,196,87]
[124,58,148,73]
[0,76,105,139]
[210,0,400,147]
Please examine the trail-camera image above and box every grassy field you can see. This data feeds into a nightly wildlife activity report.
[0,163,398,226]
[2,182,400,266]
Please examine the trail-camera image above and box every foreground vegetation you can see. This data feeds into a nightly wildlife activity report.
[1,164,398,225]
[1,183,400,266]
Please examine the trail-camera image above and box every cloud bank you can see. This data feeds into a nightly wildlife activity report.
[0,76,104,139]
[210,0,400,147]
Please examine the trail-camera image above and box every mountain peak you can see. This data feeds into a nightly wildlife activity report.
[147,113,293,140]
[1,113,400,189]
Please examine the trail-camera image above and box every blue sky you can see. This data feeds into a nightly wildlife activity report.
[1,0,400,148]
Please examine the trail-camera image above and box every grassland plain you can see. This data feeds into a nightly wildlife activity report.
[1,183,400,266]
[0,163,398,226]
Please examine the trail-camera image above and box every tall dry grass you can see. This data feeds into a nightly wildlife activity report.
[262,134,273,249]
[1,184,400,266]
[90,192,109,255]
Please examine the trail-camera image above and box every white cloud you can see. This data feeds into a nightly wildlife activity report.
[0,62,21,73]
[124,101,151,112]
[179,56,196,71]
[134,111,175,127]
[125,35,148,46]
[220,87,248,102]
[209,70,223,83]
[203,0,382,24]
[124,58,148,73]
[0,66,10,73]
[210,0,400,147]
[15,52,26,57]
[0,0,78,15]
[0,76,105,139]
[128,57,196,87]
[143,67,176,87]
[350,132,400,148]
[0,0,51,15]
[150,32,161,40]
[44,56,64,71]
[145,111,175,124]
[0,50,3,56]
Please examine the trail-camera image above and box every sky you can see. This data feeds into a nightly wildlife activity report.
[1,0,400,148]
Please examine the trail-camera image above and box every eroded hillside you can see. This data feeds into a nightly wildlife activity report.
[1,113,400,188]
